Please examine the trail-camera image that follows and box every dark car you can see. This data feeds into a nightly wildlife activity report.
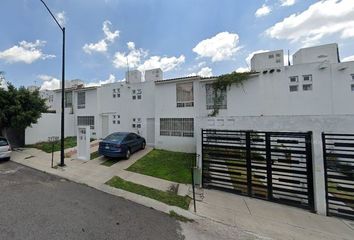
[99,132,146,159]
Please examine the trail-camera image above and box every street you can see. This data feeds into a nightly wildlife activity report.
[0,161,184,240]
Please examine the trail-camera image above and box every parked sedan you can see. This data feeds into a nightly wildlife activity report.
[99,132,146,159]
[0,137,12,161]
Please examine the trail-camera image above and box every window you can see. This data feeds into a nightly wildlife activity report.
[48,95,53,103]
[303,84,313,91]
[132,89,142,100]
[351,84,354,92]
[303,75,312,82]
[77,116,94,127]
[132,118,141,129]
[77,92,85,109]
[276,53,281,57]
[289,85,298,92]
[113,88,120,98]
[176,82,194,107]
[268,54,274,59]
[160,118,194,137]
[351,74,354,81]
[276,59,281,63]
[113,120,116,124]
[289,76,299,83]
[64,92,73,108]
[206,84,227,110]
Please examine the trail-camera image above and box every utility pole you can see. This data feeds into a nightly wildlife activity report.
[40,0,66,166]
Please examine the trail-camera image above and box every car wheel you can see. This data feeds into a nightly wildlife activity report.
[125,149,131,160]
[141,141,146,150]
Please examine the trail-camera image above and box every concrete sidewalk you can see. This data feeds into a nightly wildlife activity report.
[11,147,354,240]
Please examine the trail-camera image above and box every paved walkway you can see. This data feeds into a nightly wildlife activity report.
[11,147,354,240]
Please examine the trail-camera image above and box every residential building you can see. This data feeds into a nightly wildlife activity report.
[26,43,354,154]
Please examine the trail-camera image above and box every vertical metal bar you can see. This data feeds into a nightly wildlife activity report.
[305,132,315,212]
[191,167,196,213]
[51,142,54,168]
[201,128,204,188]
[246,131,252,196]
[265,132,273,200]
[322,132,329,216]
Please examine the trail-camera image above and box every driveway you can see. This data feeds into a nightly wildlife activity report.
[0,161,183,240]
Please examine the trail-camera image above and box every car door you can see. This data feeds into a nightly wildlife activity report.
[130,133,141,152]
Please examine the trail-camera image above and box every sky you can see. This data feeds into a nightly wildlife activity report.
[0,0,354,90]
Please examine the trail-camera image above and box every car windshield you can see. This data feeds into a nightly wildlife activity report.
[104,133,126,143]
[0,138,8,146]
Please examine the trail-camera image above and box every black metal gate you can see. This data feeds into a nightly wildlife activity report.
[202,129,315,211]
[322,133,354,220]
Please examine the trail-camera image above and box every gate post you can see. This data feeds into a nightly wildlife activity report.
[312,131,327,215]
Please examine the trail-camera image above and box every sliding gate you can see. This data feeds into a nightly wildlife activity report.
[323,133,354,220]
[202,129,314,211]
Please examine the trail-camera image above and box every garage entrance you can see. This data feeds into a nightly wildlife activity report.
[202,129,315,211]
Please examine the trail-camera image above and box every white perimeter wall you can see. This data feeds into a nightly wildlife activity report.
[195,114,354,215]
[25,113,75,144]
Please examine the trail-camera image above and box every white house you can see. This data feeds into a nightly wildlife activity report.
[27,43,354,150]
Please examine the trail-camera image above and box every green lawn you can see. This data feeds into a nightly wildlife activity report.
[26,137,77,153]
[126,149,194,184]
[106,176,191,210]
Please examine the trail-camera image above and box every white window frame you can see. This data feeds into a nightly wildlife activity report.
[77,92,86,109]
[289,76,299,83]
[160,118,194,137]
[303,84,313,91]
[289,85,299,92]
[303,75,312,82]
[77,116,94,127]
[176,82,194,108]
[205,84,227,110]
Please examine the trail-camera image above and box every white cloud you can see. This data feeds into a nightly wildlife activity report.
[56,11,66,26]
[0,40,55,64]
[83,20,119,54]
[193,32,241,62]
[86,74,120,87]
[280,0,296,7]
[265,0,354,45]
[255,4,271,17]
[197,67,213,77]
[38,75,60,90]
[138,55,185,72]
[113,43,148,69]
[343,55,354,62]
[127,41,135,50]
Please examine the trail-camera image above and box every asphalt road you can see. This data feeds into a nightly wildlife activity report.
[0,161,184,240]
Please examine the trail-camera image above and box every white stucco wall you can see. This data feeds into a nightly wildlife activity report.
[25,113,75,144]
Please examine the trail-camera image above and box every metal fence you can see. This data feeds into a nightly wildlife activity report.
[322,133,354,220]
[202,129,314,211]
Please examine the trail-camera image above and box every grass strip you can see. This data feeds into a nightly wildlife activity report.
[106,176,191,210]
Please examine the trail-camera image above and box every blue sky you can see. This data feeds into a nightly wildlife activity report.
[1,0,354,89]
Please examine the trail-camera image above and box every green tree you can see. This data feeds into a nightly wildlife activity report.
[0,84,47,137]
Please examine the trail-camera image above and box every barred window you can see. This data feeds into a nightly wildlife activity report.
[77,116,94,127]
[176,82,194,107]
[65,92,72,108]
[160,118,194,137]
[205,84,227,110]
[77,92,85,109]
